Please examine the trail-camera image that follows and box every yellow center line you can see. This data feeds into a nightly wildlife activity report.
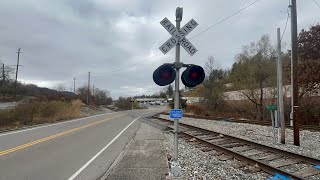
[0,114,126,157]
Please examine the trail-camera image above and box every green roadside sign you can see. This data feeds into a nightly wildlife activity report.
[267,104,276,111]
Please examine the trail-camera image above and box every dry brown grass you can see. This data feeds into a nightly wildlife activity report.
[186,104,210,116]
[0,99,84,129]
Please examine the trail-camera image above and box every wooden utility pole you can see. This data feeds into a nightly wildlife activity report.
[131,98,133,110]
[2,64,5,84]
[277,28,285,144]
[87,72,90,104]
[73,77,76,93]
[14,48,22,100]
[92,84,95,104]
[290,0,299,146]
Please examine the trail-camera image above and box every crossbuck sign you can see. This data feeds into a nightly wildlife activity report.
[159,17,198,56]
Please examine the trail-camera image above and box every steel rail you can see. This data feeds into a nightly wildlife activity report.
[151,116,320,180]
[161,113,320,131]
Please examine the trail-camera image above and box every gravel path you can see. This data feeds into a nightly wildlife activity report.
[164,133,268,180]
[160,114,320,160]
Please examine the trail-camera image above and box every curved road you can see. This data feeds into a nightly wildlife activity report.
[0,108,162,180]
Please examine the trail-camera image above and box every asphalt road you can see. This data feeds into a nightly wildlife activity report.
[0,108,163,180]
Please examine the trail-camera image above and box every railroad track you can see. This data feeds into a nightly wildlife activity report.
[162,113,320,131]
[150,115,320,180]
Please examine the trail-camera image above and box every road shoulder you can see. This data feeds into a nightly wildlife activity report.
[102,121,169,180]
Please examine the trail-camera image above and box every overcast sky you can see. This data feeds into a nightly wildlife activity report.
[0,0,319,98]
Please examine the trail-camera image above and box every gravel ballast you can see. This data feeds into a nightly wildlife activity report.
[160,114,320,160]
[164,133,268,179]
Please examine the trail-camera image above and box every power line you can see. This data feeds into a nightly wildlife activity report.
[189,0,263,40]
[281,7,290,41]
[312,0,320,8]
[75,0,266,82]
[109,52,162,73]
[93,0,263,75]
[92,52,162,75]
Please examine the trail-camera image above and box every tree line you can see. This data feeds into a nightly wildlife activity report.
[0,66,112,105]
[191,24,320,125]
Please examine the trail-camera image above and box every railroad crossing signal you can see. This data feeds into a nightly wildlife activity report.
[154,8,204,178]
[153,63,205,87]
[159,17,198,56]
[154,15,204,88]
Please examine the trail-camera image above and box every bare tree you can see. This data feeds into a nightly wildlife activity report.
[76,84,89,104]
[93,88,112,105]
[77,84,112,105]
[55,83,66,92]
[202,56,226,111]
[0,64,15,96]
[230,35,277,121]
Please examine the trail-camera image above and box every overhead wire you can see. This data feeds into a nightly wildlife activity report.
[189,0,263,40]
[312,0,320,8]
[94,0,264,75]
[92,52,162,75]
[281,7,290,41]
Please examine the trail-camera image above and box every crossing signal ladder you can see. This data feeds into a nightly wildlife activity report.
[153,63,205,87]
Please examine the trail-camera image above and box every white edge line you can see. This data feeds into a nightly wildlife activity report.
[68,116,141,180]
[0,112,114,137]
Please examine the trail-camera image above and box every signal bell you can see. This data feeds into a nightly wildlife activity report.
[181,65,205,87]
[153,64,176,86]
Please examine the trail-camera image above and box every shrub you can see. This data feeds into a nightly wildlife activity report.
[114,97,142,110]
[168,99,187,110]
[186,104,207,115]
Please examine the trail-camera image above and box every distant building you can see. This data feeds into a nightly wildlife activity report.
[181,97,204,104]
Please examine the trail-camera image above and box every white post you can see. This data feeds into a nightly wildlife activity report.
[277,28,285,144]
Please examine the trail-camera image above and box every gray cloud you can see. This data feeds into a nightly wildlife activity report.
[0,0,319,98]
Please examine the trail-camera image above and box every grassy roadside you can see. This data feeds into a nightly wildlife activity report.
[0,99,84,130]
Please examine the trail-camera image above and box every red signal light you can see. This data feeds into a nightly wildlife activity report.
[153,64,176,86]
[153,64,205,88]
[181,65,205,87]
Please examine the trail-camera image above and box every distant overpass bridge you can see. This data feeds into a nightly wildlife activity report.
[134,98,165,103]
